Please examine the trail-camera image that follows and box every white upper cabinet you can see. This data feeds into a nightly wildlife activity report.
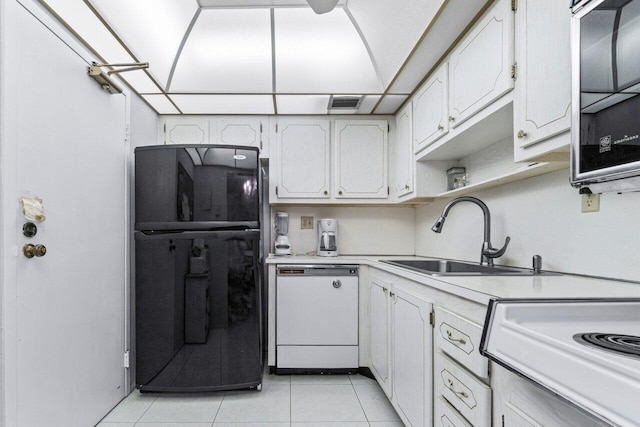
[448,0,514,128]
[161,115,268,157]
[393,103,414,198]
[275,119,331,199]
[334,120,389,199]
[164,117,209,145]
[413,63,449,153]
[216,117,263,150]
[513,0,571,162]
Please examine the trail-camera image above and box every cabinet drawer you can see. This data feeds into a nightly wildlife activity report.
[435,306,489,379]
[436,352,491,426]
[435,396,472,427]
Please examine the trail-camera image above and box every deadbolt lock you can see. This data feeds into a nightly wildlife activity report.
[23,243,47,258]
[22,222,38,237]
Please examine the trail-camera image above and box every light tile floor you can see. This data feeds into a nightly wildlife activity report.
[97,370,404,427]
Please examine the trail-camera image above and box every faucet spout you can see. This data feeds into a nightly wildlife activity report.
[430,196,509,266]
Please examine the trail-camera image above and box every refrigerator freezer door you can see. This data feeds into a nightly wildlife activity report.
[135,230,262,392]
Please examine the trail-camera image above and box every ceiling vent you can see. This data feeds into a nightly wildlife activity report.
[327,95,363,112]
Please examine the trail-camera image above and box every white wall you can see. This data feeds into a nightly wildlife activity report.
[415,169,640,282]
[270,206,415,256]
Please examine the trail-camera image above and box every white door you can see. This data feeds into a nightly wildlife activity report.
[8,5,127,426]
[275,119,331,199]
[334,120,389,199]
[513,0,571,161]
[413,63,449,153]
[391,288,433,427]
[369,278,392,397]
[394,103,414,198]
[448,0,514,127]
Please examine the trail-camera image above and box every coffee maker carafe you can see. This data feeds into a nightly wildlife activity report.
[274,212,291,255]
[317,218,338,257]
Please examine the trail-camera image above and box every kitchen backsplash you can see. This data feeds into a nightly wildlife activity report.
[415,169,640,282]
[270,206,415,256]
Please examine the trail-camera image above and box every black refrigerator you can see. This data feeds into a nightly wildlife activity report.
[134,144,262,392]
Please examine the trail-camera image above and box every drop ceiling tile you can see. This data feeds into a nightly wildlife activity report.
[346,0,443,89]
[120,70,163,94]
[91,0,198,90]
[141,94,180,114]
[358,95,382,114]
[170,9,273,93]
[373,95,408,114]
[170,94,275,114]
[40,0,134,64]
[276,95,331,114]
[275,8,381,93]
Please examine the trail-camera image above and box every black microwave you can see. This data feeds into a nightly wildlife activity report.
[571,0,640,192]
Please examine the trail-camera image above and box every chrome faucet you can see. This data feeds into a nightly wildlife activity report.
[431,196,510,267]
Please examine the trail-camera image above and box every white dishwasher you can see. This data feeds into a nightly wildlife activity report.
[276,264,359,373]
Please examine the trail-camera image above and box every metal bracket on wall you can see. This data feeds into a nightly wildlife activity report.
[87,61,149,94]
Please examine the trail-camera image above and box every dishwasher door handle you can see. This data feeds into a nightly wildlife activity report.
[332,279,342,288]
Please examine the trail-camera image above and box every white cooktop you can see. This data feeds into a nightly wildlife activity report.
[482,299,640,427]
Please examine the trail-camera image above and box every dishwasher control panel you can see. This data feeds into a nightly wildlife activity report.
[277,264,358,276]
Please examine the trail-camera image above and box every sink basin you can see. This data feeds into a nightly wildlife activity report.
[380,259,551,276]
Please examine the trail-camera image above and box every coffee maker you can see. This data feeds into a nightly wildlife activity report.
[317,218,338,257]
[274,212,291,255]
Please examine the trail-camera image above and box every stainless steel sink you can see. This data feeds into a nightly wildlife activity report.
[380,259,553,276]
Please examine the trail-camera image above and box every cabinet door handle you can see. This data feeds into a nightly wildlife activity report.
[338,190,343,196]
[389,291,395,297]
[517,130,528,139]
[446,329,467,345]
[447,378,469,398]
[323,190,328,195]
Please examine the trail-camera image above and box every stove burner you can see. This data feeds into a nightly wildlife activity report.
[573,333,640,358]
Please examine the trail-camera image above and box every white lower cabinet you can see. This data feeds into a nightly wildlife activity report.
[391,288,433,427]
[368,275,433,426]
[436,396,472,427]
[436,352,492,426]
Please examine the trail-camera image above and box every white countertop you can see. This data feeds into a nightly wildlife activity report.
[266,254,640,305]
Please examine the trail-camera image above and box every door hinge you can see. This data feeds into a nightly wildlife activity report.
[163,123,167,144]
[387,123,390,132]
[511,62,518,80]
[387,186,390,195]
[511,0,517,11]
[502,414,505,427]
[125,124,130,142]
[260,122,263,133]
[429,310,435,327]
[275,123,278,133]
[275,186,278,196]
[124,351,130,368]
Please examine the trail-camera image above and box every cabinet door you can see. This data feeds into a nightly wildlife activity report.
[369,278,392,397]
[276,119,331,199]
[394,103,414,198]
[216,117,263,150]
[513,0,571,161]
[413,63,449,153]
[334,120,389,199]
[163,117,209,145]
[449,0,514,127]
[391,288,433,427]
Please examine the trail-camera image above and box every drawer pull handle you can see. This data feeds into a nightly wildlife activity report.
[446,329,467,345]
[447,378,469,398]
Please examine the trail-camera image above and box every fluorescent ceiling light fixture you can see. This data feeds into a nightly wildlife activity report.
[141,94,180,114]
[170,94,275,114]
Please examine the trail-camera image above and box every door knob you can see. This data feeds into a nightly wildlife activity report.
[23,243,46,258]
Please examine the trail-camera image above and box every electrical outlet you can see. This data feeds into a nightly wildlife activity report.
[581,193,600,213]
[300,216,314,229]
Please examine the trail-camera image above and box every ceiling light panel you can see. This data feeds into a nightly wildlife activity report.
[199,0,345,8]
[346,0,443,89]
[276,95,331,114]
[141,94,180,114]
[40,0,134,64]
[170,9,273,93]
[118,69,162,94]
[374,95,408,114]
[91,0,198,90]
[275,8,381,93]
[170,94,275,114]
